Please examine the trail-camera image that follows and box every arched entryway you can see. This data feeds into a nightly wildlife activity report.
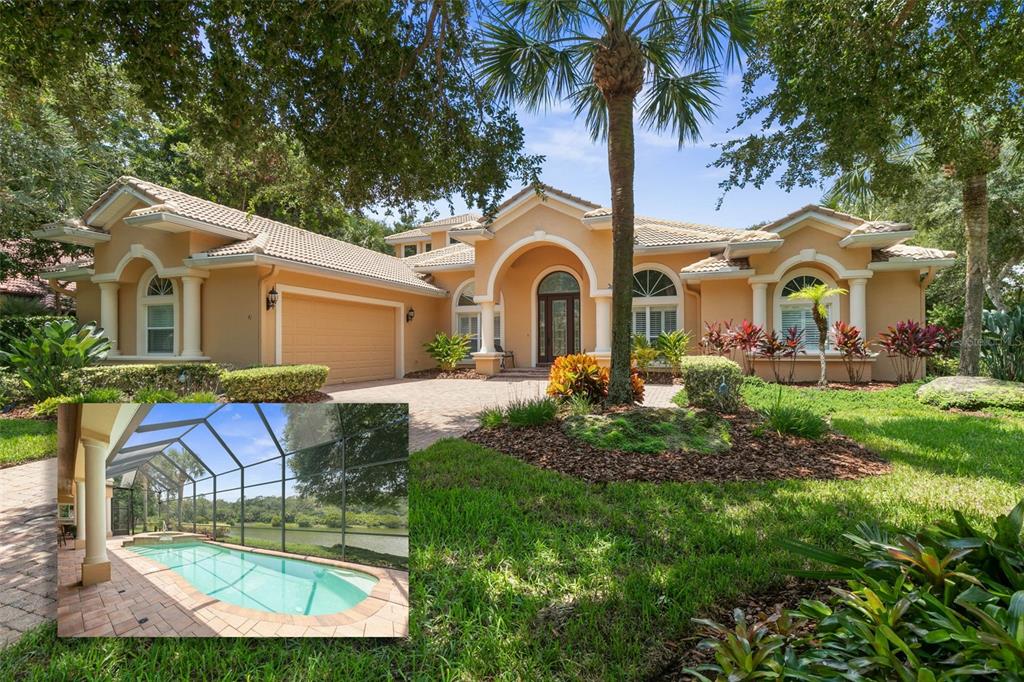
[536,270,581,363]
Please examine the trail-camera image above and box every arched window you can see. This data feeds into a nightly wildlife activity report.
[453,280,502,357]
[538,271,580,294]
[141,273,175,354]
[631,268,680,343]
[777,272,834,351]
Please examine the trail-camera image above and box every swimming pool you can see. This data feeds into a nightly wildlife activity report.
[127,542,378,615]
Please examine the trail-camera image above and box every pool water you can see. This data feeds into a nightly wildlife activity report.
[127,542,377,615]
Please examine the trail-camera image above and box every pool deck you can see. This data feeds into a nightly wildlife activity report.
[57,538,408,637]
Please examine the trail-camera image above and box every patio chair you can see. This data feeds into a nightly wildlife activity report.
[494,342,515,369]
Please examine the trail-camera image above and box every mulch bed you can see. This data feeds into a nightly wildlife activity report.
[404,368,487,380]
[465,410,890,483]
[653,578,837,680]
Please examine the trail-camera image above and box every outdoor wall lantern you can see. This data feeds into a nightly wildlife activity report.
[266,286,279,310]
[406,307,415,323]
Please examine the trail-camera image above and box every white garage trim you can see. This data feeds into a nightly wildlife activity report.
[274,284,405,378]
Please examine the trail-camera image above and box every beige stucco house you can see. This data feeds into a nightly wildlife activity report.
[35,176,954,384]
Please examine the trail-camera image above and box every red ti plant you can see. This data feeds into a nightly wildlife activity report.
[877,320,941,383]
[756,330,788,383]
[700,320,735,356]
[833,321,868,383]
[781,327,805,384]
[732,319,764,375]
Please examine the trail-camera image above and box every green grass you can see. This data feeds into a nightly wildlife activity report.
[0,418,56,467]
[3,384,1024,679]
[563,407,730,454]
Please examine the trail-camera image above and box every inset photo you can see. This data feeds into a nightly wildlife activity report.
[56,402,408,638]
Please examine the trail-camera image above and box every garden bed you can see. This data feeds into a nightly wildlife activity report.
[466,408,890,483]
[405,367,487,380]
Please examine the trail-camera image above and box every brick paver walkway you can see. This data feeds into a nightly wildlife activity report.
[0,457,58,647]
[327,376,678,451]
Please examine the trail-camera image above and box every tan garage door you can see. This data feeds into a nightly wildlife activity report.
[281,294,396,383]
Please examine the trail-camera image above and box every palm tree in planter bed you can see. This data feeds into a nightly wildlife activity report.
[787,283,846,388]
[478,0,756,404]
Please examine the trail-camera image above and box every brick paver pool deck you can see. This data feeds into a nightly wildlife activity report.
[1,376,679,645]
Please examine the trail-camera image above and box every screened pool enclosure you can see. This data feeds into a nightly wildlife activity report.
[106,403,409,568]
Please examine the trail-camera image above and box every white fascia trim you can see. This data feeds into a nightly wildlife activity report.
[124,212,256,241]
[384,234,428,245]
[500,190,597,219]
[581,215,612,229]
[38,267,95,281]
[724,239,785,258]
[31,225,111,245]
[86,185,155,227]
[185,253,449,298]
[449,228,494,243]
[869,258,956,271]
[682,268,756,282]
[634,241,730,254]
[767,210,860,235]
[838,231,917,248]
[274,283,406,379]
[411,262,475,273]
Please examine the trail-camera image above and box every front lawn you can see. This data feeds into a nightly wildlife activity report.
[0,418,56,468]
[3,384,1022,679]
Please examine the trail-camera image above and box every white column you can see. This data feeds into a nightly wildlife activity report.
[83,440,109,568]
[479,301,495,354]
[106,493,112,537]
[751,282,768,328]
[98,282,119,353]
[75,480,87,543]
[181,275,203,357]
[595,296,612,353]
[849,278,867,333]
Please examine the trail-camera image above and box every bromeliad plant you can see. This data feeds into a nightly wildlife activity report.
[0,319,111,399]
[832,321,868,384]
[423,332,472,371]
[690,498,1024,681]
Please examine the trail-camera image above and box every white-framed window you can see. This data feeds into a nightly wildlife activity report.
[453,280,501,357]
[425,243,432,252]
[632,269,680,343]
[778,274,833,351]
[449,233,460,246]
[142,274,175,354]
[403,244,417,257]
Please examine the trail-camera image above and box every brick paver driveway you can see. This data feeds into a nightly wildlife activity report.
[327,376,678,451]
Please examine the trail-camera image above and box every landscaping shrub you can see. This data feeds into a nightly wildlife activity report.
[926,355,959,377]
[654,329,692,376]
[730,320,764,375]
[982,306,1024,382]
[33,388,125,416]
[631,335,661,376]
[178,391,219,403]
[0,296,52,317]
[70,363,224,396]
[0,319,110,399]
[917,376,1024,411]
[877,319,949,383]
[504,397,558,427]
[563,408,730,454]
[0,368,29,406]
[547,353,609,402]
[699,320,734,356]
[423,332,472,370]
[678,356,743,412]
[691,498,1024,681]
[757,387,828,440]
[0,315,74,363]
[832,321,868,383]
[564,393,593,417]
[219,364,328,402]
[478,406,505,428]
[135,388,180,403]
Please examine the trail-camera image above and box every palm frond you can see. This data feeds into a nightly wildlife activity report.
[570,81,609,142]
[638,69,721,147]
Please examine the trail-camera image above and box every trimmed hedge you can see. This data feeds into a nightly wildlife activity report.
[220,365,329,402]
[0,368,29,405]
[917,375,1024,411]
[0,315,75,344]
[67,363,225,396]
[678,356,743,412]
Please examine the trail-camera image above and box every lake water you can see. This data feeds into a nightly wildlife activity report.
[224,525,408,558]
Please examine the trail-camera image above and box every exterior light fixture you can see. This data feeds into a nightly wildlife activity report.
[406,307,415,323]
[266,286,279,310]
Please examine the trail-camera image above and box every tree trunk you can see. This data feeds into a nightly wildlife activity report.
[959,173,989,376]
[814,310,828,388]
[606,93,637,404]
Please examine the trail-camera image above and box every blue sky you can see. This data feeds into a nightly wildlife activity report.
[414,72,825,230]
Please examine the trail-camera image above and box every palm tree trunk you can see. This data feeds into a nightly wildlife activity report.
[959,173,988,376]
[814,311,827,388]
[606,93,636,405]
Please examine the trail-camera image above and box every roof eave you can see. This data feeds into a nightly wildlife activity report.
[869,258,957,271]
[184,253,449,297]
[681,268,756,282]
[384,234,427,245]
[635,241,729,254]
[411,261,475,273]
[37,266,96,281]
[124,211,256,241]
[450,229,493,244]
[31,225,111,246]
[724,239,785,258]
[839,231,917,248]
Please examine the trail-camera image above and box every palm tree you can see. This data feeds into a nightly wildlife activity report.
[787,283,846,388]
[478,0,756,403]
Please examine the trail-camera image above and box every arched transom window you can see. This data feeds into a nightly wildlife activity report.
[453,280,502,357]
[537,271,580,294]
[632,268,680,343]
[777,273,834,351]
[142,274,175,354]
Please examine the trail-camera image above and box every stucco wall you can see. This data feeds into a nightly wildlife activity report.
[202,267,261,367]
[867,270,926,381]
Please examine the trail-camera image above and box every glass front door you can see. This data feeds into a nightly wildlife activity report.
[538,293,580,363]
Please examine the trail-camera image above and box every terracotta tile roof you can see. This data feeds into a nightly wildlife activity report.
[495,184,601,213]
[583,206,612,218]
[403,243,475,269]
[419,212,483,229]
[680,255,751,274]
[447,219,485,232]
[873,245,956,262]
[384,227,428,243]
[849,220,912,235]
[762,204,865,232]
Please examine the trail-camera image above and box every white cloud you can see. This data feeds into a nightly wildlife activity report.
[525,124,604,165]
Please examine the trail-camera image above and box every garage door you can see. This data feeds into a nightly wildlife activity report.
[281,294,396,383]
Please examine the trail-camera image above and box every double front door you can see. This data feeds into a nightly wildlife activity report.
[537,292,580,363]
